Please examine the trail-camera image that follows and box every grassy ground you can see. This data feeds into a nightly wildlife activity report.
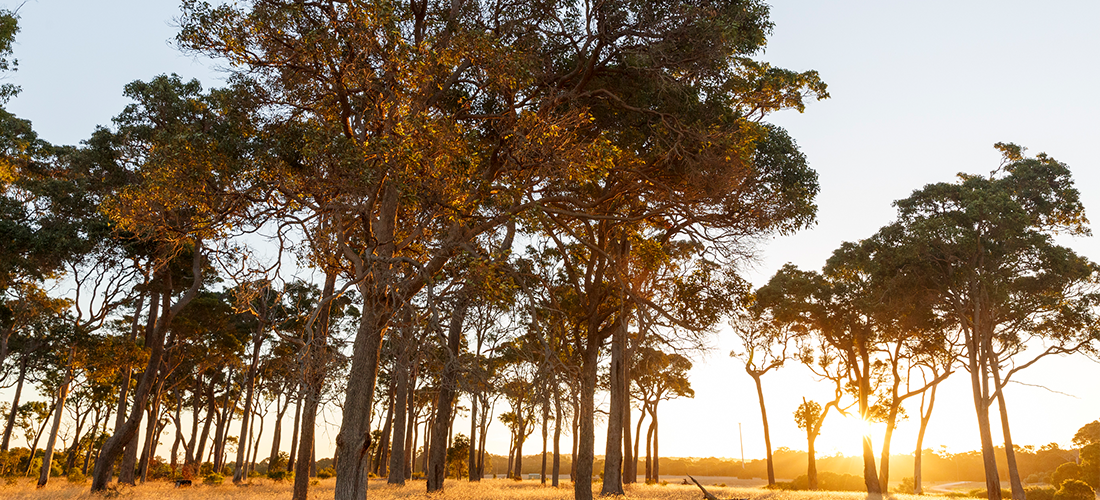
[0,476,972,500]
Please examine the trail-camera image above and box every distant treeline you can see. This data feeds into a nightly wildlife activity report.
[480,446,1079,485]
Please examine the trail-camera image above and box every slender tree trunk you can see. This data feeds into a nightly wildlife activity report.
[426,295,470,492]
[93,261,200,493]
[878,403,901,489]
[1,356,28,450]
[234,321,266,483]
[552,385,562,487]
[751,373,775,486]
[570,391,579,483]
[37,353,74,488]
[914,382,939,494]
[250,407,264,473]
[269,392,290,467]
[468,391,478,481]
[288,387,302,472]
[645,416,653,483]
[990,362,1024,500]
[633,404,646,483]
[541,398,549,484]
[573,338,600,500]
[292,270,335,500]
[807,426,819,490]
[25,400,56,476]
[965,325,1002,500]
[622,397,633,485]
[65,406,91,472]
[651,404,660,483]
[600,318,626,495]
[387,328,411,485]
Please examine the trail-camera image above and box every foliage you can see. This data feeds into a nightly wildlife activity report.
[203,473,225,485]
[1054,480,1095,500]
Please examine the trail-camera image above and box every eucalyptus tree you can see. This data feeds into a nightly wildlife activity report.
[88,74,265,491]
[729,309,797,486]
[631,345,694,483]
[880,144,1100,500]
[754,262,887,493]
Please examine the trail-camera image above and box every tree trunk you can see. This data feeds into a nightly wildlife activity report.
[426,295,470,492]
[1,356,27,450]
[288,387,302,472]
[652,405,660,483]
[645,416,654,482]
[990,361,1024,500]
[25,399,55,476]
[292,270,335,500]
[573,338,600,500]
[468,390,478,481]
[92,262,200,493]
[914,382,939,494]
[333,304,388,500]
[387,328,412,485]
[965,325,1002,500]
[37,354,74,488]
[541,398,549,484]
[633,404,646,484]
[807,427,819,490]
[751,373,775,486]
[552,385,562,487]
[234,320,266,483]
[600,317,626,496]
[269,392,290,467]
[857,344,882,494]
[878,403,901,490]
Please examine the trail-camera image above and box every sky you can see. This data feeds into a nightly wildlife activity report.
[3,0,1099,466]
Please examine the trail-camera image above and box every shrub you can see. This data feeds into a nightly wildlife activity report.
[966,488,1012,498]
[1054,480,1095,500]
[1025,486,1057,500]
[248,470,262,478]
[894,477,916,494]
[1053,463,1085,487]
[203,473,225,485]
[267,469,292,482]
[317,467,335,479]
[66,468,87,483]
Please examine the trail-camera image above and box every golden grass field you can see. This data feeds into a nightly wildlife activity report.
[0,477,941,500]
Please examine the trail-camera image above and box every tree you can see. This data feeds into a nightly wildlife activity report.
[729,309,796,486]
[884,144,1100,500]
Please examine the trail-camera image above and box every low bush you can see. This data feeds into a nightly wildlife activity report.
[203,473,225,485]
[267,469,292,482]
[66,468,87,483]
[1054,479,1095,500]
[317,467,336,479]
[1025,486,1057,500]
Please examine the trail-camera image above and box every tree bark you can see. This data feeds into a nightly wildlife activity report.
[287,387,301,472]
[965,324,1002,500]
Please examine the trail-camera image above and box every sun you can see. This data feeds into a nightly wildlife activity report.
[814,413,878,457]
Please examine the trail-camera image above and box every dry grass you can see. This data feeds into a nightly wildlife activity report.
[363,478,933,500]
[0,476,335,500]
[0,476,942,500]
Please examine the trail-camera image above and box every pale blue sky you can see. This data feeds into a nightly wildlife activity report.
[4,0,1099,465]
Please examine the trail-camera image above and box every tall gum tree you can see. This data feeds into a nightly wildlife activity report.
[881,144,1100,500]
